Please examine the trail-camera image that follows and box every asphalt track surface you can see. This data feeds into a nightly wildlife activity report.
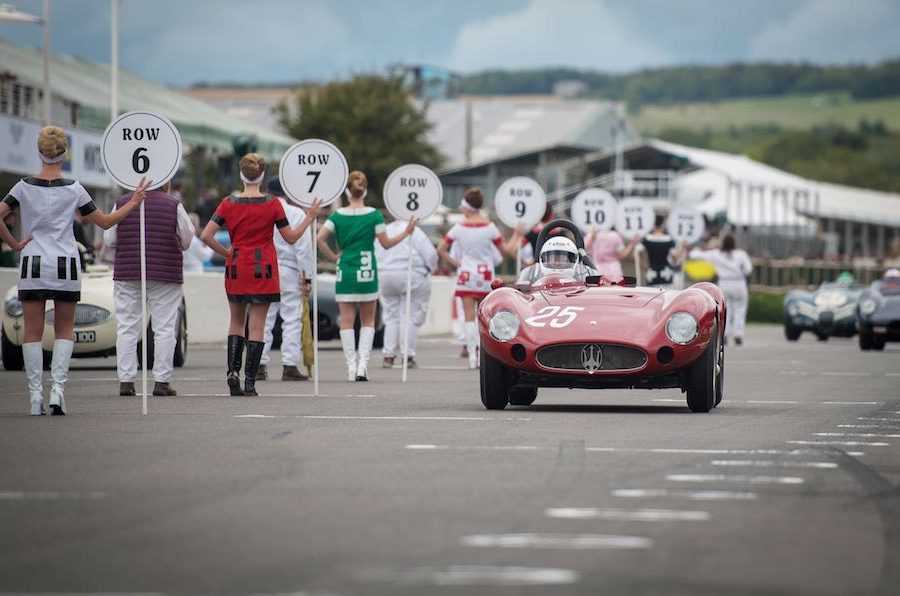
[0,326,898,596]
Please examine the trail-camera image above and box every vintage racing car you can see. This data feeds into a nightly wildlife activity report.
[857,269,900,351]
[478,220,726,413]
[783,275,863,341]
[2,263,187,370]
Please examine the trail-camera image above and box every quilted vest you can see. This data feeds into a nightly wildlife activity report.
[113,189,183,284]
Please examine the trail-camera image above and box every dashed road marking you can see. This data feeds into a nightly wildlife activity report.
[653,398,881,405]
[612,489,758,501]
[821,372,870,377]
[461,533,652,550]
[545,507,710,521]
[710,460,838,469]
[666,474,803,485]
[858,417,900,422]
[404,445,864,456]
[839,424,900,429]
[360,566,579,586]
[814,432,900,438]
[788,440,890,447]
[0,491,108,500]
[238,415,532,421]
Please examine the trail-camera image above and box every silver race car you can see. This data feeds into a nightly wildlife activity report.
[783,276,863,341]
[857,269,900,351]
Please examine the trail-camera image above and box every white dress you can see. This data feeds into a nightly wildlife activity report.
[444,221,503,298]
[3,178,97,301]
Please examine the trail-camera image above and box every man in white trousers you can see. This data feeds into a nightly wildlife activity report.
[375,220,438,368]
[105,182,194,396]
[258,177,314,381]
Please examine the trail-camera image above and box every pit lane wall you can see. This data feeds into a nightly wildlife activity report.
[1,268,455,344]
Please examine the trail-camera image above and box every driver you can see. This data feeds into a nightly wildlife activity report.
[518,236,584,283]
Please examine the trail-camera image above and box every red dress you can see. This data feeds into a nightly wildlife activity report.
[211,194,289,303]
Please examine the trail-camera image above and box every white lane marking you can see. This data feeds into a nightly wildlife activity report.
[788,440,890,447]
[839,424,900,429]
[236,415,531,421]
[361,566,579,586]
[613,489,758,501]
[407,445,865,457]
[0,491,108,500]
[654,398,882,405]
[406,444,542,451]
[180,393,374,398]
[545,507,710,521]
[820,401,880,405]
[858,417,900,422]
[461,533,652,550]
[821,372,870,377]
[666,474,803,485]
[711,460,838,469]
[885,373,900,377]
[814,432,900,438]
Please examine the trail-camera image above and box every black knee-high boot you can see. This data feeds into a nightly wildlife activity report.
[243,341,265,397]
[227,335,245,396]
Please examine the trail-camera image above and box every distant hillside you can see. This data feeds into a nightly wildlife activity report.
[630,93,900,135]
[458,60,900,106]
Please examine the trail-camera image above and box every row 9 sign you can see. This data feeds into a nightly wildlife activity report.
[494,176,547,230]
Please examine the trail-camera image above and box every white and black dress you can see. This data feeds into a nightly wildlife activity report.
[2,177,97,302]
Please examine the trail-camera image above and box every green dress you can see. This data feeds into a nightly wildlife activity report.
[324,207,385,302]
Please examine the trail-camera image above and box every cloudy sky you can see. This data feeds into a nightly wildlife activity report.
[2,0,899,86]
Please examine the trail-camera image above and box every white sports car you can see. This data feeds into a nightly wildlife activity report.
[2,264,187,370]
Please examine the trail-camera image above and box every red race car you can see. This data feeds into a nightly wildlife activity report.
[478,220,726,413]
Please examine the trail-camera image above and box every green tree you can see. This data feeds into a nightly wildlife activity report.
[277,74,444,208]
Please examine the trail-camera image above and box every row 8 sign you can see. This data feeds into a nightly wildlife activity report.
[383,164,442,221]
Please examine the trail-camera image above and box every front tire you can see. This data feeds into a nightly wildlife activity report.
[714,341,724,407]
[784,324,801,341]
[480,345,510,410]
[859,332,873,351]
[1,327,24,371]
[686,322,717,413]
[509,386,538,406]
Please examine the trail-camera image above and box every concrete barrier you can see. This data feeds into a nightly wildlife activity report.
[2,267,456,345]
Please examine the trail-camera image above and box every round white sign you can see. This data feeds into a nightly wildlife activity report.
[615,198,655,238]
[570,188,617,234]
[101,111,182,190]
[383,164,443,221]
[279,139,348,208]
[667,207,706,244]
[494,176,547,230]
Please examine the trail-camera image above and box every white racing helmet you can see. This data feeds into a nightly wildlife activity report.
[539,236,579,272]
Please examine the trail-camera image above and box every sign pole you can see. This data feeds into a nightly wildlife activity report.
[516,243,522,277]
[139,201,148,415]
[634,244,642,286]
[312,223,319,396]
[401,238,413,382]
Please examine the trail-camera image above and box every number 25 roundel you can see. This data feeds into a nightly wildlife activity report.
[524,306,584,328]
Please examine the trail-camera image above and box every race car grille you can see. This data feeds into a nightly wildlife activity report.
[45,305,112,327]
[536,343,648,372]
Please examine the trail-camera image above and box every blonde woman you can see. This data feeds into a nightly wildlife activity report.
[0,126,149,415]
[201,154,320,396]
[437,188,522,369]
[316,171,416,381]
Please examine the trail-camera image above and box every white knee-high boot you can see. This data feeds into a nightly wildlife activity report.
[23,342,45,416]
[356,327,375,381]
[49,339,73,416]
[464,321,478,369]
[339,329,358,382]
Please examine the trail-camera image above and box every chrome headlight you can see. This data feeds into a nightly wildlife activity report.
[786,302,799,316]
[45,305,112,326]
[4,297,23,318]
[666,312,699,345]
[489,310,520,342]
[859,298,877,316]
